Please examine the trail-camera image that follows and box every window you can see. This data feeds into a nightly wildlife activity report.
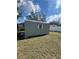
[38,24,43,29]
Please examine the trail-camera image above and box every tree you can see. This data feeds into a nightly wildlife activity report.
[26,11,46,22]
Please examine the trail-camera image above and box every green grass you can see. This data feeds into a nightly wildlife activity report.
[17,32,61,59]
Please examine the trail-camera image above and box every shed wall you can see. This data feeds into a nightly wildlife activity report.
[24,21,49,38]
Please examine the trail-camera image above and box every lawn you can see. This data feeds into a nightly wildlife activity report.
[17,32,61,59]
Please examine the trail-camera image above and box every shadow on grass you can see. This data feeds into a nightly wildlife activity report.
[17,34,48,40]
[17,32,61,40]
[50,31,61,33]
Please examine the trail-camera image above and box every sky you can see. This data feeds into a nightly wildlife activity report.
[17,0,61,23]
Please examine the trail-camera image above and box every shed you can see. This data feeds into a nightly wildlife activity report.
[24,20,49,38]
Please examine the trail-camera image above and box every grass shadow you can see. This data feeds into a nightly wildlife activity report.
[17,34,48,40]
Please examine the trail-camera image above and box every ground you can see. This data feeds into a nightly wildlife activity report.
[17,32,61,59]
